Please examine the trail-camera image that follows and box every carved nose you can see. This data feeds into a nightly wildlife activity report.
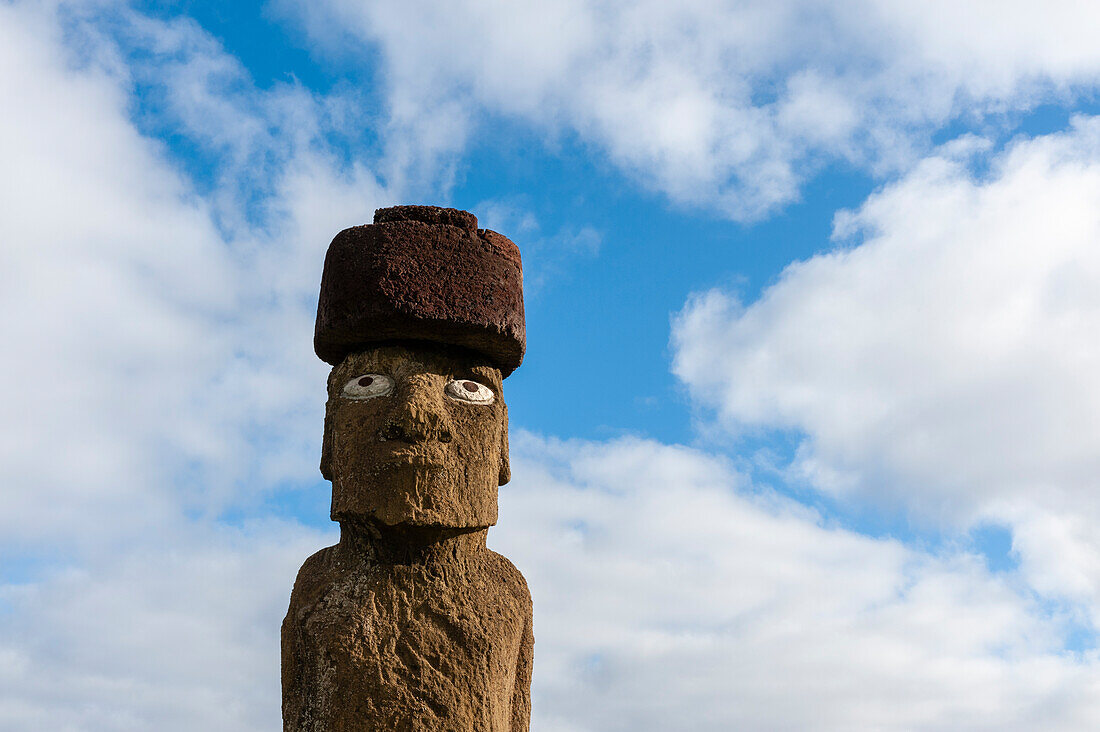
[380,385,453,444]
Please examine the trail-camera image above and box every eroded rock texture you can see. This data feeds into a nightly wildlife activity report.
[314,206,526,375]
[284,212,534,732]
[282,528,532,731]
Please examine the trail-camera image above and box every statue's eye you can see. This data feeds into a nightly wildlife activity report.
[342,374,394,400]
[445,379,495,404]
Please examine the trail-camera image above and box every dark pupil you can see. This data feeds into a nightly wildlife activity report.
[462,381,479,392]
[358,376,374,387]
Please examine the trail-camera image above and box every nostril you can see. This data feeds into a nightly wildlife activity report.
[380,422,403,442]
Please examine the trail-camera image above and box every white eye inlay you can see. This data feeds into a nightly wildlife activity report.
[445,379,495,404]
[342,374,394,400]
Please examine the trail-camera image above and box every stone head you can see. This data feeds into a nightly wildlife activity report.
[320,342,509,528]
[312,205,525,531]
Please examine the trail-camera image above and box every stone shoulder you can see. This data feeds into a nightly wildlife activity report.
[289,544,342,601]
[484,549,532,609]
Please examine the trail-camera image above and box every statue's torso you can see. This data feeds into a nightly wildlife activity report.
[282,543,532,732]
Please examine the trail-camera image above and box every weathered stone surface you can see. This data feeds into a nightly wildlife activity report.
[321,346,509,529]
[282,527,532,731]
[286,205,533,730]
[314,205,526,376]
[283,340,533,730]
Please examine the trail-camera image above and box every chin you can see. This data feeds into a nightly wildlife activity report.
[331,467,499,529]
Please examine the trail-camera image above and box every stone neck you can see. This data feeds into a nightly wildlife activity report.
[338,519,489,565]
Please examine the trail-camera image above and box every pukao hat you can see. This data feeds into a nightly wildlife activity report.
[314,205,526,375]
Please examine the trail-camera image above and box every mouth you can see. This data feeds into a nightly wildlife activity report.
[374,444,445,470]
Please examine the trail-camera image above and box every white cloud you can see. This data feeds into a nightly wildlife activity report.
[0,521,333,732]
[672,117,1100,614]
[278,0,1100,219]
[0,2,376,727]
[0,0,389,551]
[7,1,1100,730]
[10,427,1100,730]
[493,434,1100,731]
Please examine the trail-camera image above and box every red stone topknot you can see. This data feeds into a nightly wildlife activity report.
[314,205,526,375]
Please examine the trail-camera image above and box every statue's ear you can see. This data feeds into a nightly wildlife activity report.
[320,398,334,482]
[498,401,511,486]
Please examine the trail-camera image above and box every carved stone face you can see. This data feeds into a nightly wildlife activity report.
[321,343,509,529]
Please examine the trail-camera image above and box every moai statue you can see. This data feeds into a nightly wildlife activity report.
[282,206,533,731]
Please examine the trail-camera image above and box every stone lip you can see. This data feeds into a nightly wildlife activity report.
[314,205,526,375]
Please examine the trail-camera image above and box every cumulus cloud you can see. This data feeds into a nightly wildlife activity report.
[0,521,332,732]
[672,118,1100,615]
[278,0,1100,219]
[7,1,1100,730]
[10,426,1100,730]
[0,1,370,726]
[493,434,1100,731]
[0,0,388,551]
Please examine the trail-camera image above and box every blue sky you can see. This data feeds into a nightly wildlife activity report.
[5,1,1100,729]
